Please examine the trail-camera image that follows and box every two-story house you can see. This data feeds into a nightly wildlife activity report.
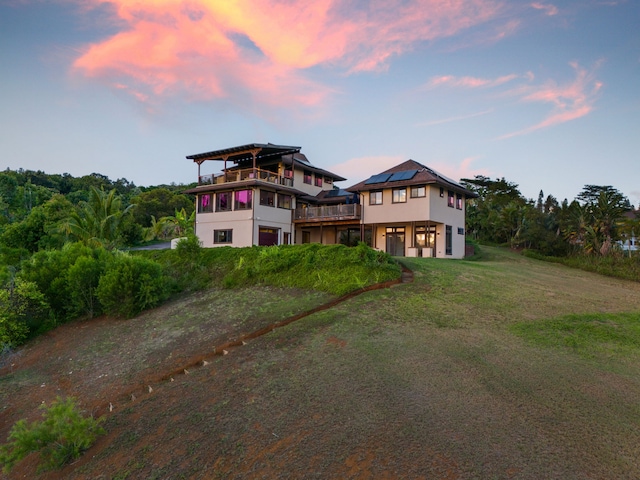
[185,143,477,258]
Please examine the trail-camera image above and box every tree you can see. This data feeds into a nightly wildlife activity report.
[59,187,135,249]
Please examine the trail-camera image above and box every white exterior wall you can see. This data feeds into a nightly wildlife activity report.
[253,203,293,245]
[361,185,468,259]
[196,211,255,248]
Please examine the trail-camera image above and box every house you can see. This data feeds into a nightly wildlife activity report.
[185,143,477,258]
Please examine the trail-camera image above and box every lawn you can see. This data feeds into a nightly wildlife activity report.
[2,246,640,479]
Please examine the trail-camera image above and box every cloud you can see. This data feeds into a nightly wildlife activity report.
[425,73,520,89]
[499,61,602,139]
[71,0,507,112]
[429,156,491,183]
[530,2,559,16]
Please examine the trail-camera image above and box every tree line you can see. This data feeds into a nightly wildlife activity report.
[462,176,638,257]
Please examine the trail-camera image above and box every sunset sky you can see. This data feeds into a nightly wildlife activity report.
[1,0,639,205]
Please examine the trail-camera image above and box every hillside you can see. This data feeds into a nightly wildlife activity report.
[2,247,640,479]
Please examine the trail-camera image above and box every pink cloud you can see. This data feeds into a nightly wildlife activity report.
[425,73,520,89]
[530,2,559,16]
[500,62,603,138]
[72,0,507,112]
[429,156,491,183]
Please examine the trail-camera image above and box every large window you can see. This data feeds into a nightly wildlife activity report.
[314,175,323,187]
[392,188,407,203]
[260,190,275,207]
[410,186,426,198]
[447,190,455,208]
[234,190,252,210]
[303,170,312,184]
[216,191,231,212]
[277,194,292,209]
[445,225,452,255]
[198,193,213,213]
[369,191,383,205]
[456,193,463,210]
[214,229,232,244]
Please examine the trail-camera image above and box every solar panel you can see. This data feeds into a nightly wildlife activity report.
[388,170,418,182]
[364,173,392,184]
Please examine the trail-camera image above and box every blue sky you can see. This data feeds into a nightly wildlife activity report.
[1,0,638,206]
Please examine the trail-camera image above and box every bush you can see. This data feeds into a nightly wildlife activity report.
[97,253,169,318]
[0,278,52,347]
[0,397,105,473]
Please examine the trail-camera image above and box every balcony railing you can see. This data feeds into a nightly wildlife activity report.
[294,204,361,222]
[199,167,293,187]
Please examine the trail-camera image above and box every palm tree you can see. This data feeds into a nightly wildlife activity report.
[59,187,134,249]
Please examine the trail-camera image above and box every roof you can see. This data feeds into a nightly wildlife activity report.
[186,143,301,163]
[346,159,478,197]
[281,153,347,182]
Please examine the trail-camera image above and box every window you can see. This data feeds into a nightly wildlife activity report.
[447,190,455,208]
[260,190,275,207]
[370,191,383,205]
[458,227,465,235]
[415,225,435,248]
[410,186,426,198]
[456,193,463,210]
[324,177,333,185]
[216,191,231,212]
[278,194,292,209]
[214,229,232,244]
[314,175,323,187]
[439,187,444,197]
[234,190,252,210]
[302,231,311,244]
[284,168,293,178]
[198,193,213,213]
[304,170,312,184]
[445,225,452,255]
[392,188,407,203]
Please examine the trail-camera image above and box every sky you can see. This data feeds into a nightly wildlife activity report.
[1,0,639,206]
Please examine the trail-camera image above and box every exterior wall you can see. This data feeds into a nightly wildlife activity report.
[361,189,430,224]
[253,203,293,245]
[361,185,468,258]
[196,213,255,248]
[290,169,327,197]
[194,187,294,247]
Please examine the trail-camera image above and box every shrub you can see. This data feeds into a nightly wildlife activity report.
[0,278,52,347]
[97,253,168,318]
[0,397,105,473]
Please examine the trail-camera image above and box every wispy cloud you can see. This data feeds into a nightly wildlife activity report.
[424,73,522,89]
[417,109,494,127]
[499,61,603,139]
[71,0,508,113]
[530,2,559,16]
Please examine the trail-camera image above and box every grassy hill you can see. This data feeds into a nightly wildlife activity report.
[2,246,640,479]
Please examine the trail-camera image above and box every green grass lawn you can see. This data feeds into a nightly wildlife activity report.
[4,246,640,479]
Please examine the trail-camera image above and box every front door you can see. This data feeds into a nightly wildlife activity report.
[386,227,405,256]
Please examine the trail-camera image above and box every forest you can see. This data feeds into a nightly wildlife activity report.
[0,167,638,352]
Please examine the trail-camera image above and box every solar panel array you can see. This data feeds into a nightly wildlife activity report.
[364,173,392,184]
[364,170,418,185]
[388,170,418,182]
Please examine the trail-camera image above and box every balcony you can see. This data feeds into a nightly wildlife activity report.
[294,204,361,223]
[199,167,293,187]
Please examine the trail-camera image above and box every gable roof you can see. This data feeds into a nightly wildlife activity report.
[346,159,478,197]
